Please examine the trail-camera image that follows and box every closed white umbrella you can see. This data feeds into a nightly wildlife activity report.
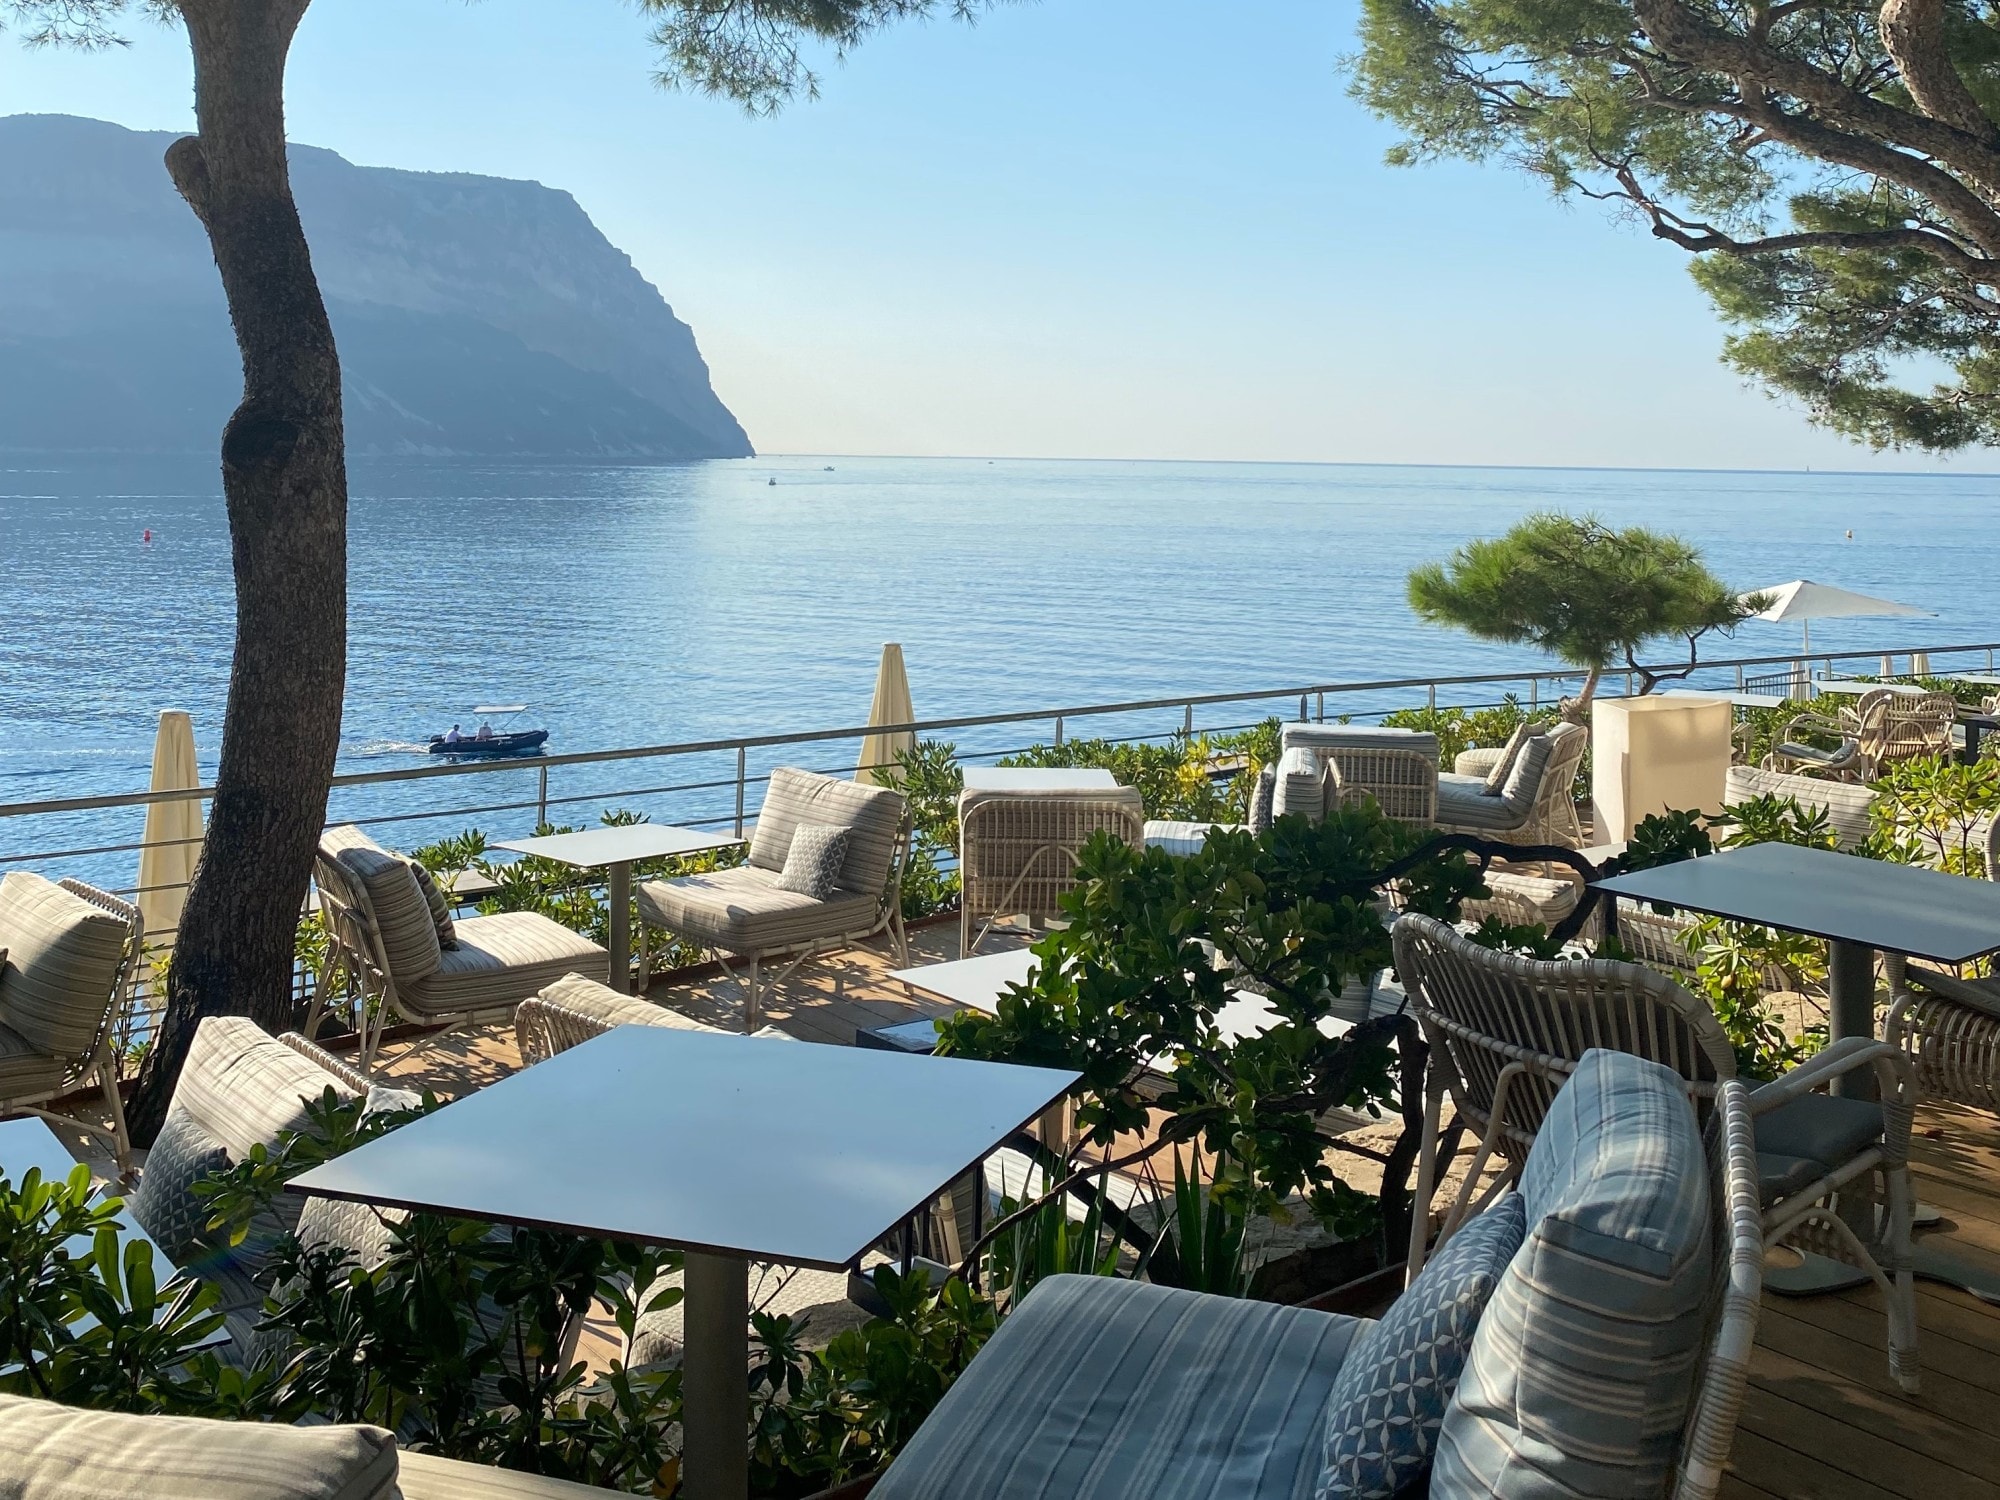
[1743,579,1930,651]
[856,644,915,787]
[136,710,204,958]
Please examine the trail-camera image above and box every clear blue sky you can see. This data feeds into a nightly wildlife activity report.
[0,0,1977,470]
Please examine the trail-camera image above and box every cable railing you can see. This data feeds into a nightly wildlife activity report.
[4,637,1996,956]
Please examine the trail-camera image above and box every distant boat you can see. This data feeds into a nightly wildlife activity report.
[429,705,548,759]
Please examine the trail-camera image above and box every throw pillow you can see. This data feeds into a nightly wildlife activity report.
[404,860,459,950]
[1247,766,1277,836]
[1479,722,1543,795]
[1497,726,1559,812]
[129,1106,233,1264]
[775,823,852,900]
[1315,1191,1528,1500]
[361,1083,424,1122]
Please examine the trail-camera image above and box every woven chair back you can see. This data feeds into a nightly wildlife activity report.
[1393,913,1736,1156]
[958,790,1145,929]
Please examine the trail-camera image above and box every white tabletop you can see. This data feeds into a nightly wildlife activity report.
[1662,688,1789,710]
[960,767,1120,792]
[495,823,743,868]
[889,947,1039,1012]
[1814,679,1931,697]
[287,1026,1078,1271]
[1949,673,2000,687]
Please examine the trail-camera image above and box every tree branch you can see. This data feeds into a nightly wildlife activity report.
[1878,0,1999,144]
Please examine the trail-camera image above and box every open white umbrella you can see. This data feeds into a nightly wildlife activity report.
[1742,579,1930,651]
[855,644,915,787]
[136,710,204,959]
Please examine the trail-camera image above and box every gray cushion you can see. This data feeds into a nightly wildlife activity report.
[1435,774,1523,831]
[1248,765,1277,836]
[1274,745,1326,822]
[406,860,459,950]
[1432,1048,1710,1499]
[173,1015,362,1160]
[334,845,442,983]
[0,1018,65,1102]
[773,823,851,900]
[0,1393,399,1500]
[1316,1191,1527,1500]
[1497,726,1558,815]
[638,865,879,957]
[398,910,607,1019]
[129,1106,232,1265]
[1752,1091,1883,1207]
[1143,820,1236,857]
[748,767,905,897]
[1723,764,1877,851]
[0,872,128,1059]
[1481,722,1542,795]
[871,1274,1368,1500]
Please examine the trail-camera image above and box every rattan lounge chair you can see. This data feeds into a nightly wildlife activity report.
[0,873,143,1173]
[636,767,910,1031]
[1763,687,1892,780]
[1887,816,2000,1111]
[957,785,1145,954]
[1394,912,1920,1391]
[312,825,607,1069]
[1435,720,1589,848]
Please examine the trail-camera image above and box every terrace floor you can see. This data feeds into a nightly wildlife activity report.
[42,920,2000,1500]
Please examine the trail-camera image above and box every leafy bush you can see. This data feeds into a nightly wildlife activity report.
[1379,698,1534,771]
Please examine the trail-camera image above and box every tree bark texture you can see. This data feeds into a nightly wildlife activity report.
[129,0,347,1141]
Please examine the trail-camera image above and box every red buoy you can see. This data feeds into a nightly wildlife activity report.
[142,529,153,543]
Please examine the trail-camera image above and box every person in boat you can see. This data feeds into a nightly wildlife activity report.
[444,724,462,744]
[476,721,493,742]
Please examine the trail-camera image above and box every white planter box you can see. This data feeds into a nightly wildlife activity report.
[1592,696,1733,841]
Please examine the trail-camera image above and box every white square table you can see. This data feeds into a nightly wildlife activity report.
[287,1025,1079,1500]
[1661,688,1790,710]
[495,823,743,993]
[1814,679,1931,698]
[959,766,1119,792]
[888,946,1037,1013]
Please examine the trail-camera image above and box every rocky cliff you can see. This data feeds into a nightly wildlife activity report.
[0,114,752,459]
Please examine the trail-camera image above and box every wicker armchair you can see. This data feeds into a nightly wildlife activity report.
[1394,913,1920,1390]
[1434,720,1589,849]
[957,786,1145,954]
[0,874,144,1173]
[1878,689,1960,766]
[1886,816,2000,1111]
[514,971,794,1065]
[1324,744,1438,826]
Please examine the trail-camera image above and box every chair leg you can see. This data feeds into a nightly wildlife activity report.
[1405,1067,1449,1285]
[960,903,976,958]
[99,1057,133,1180]
[1884,1163,1921,1394]
[744,954,761,1034]
[891,905,910,967]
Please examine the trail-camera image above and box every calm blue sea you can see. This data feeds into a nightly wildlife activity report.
[5,453,1998,877]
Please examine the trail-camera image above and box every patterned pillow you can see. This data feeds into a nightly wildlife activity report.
[774,823,852,900]
[1315,1191,1528,1499]
[1247,766,1277,836]
[1480,722,1542,795]
[405,860,459,950]
[129,1106,233,1264]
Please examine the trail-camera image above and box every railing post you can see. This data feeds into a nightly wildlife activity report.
[536,763,548,828]
[1427,683,1436,712]
[1315,691,1324,723]
[1054,715,1065,747]
[734,747,747,839]
[1183,703,1194,737]
[1299,694,1308,721]
[1735,664,1744,689]
[1530,676,1539,711]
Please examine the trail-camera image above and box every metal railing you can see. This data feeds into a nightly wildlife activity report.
[3,638,1995,957]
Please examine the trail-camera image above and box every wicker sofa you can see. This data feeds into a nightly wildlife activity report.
[1272,724,1441,825]
[868,1047,1762,1500]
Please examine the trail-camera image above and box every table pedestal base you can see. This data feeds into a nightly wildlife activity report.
[1765,1243,2000,1304]
[682,1250,749,1500]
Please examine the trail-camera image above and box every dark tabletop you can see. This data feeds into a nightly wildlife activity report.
[286,1026,1078,1270]
[1597,842,2000,964]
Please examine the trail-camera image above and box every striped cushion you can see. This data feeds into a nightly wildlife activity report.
[0,1018,65,1100]
[1274,745,1326,822]
[1722,764,1876,851]
[638,865,879,957]
[399,911,607,1019]
[1432,1048,1710,1499]
[1481,722,1542,795]
[333,846,442,983]
[0,871,129,1059]
[406,860,459,950]
[1497,727,1559,816]
[174,1015,362,1161]
[1248,766,1277,836]
[0,1394,399,1500]
[1316,1192,1527,1499]
[748,767,905,897]
[1435,777,1522,831]
[871,1274,1368,1499]
[318,823,390,860]
[1143,819,1237,857]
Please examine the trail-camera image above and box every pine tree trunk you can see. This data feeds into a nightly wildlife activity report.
[129,0,346,1142]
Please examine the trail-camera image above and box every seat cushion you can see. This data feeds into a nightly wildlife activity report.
[1316,1191,1527,1500]
[398,911,607,1020]
[0,871,129,1059]
[1723,765,1875,851]
[748,767,906,897]
[333,846,442,983]
[871,1274,1368,1500]
[173,1015,362,1161]
[0,1019,65,1102]
[1751,1092,1883,1207]
[1274,745,1326,823]
[1435,776,1522,831]
[637,865,878,957]
[1433,1048,1710,1500]
[0,1393,399,1500]
[1143,820,1238,857]
[1460,872,1579,928]
[774,823,851,900]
